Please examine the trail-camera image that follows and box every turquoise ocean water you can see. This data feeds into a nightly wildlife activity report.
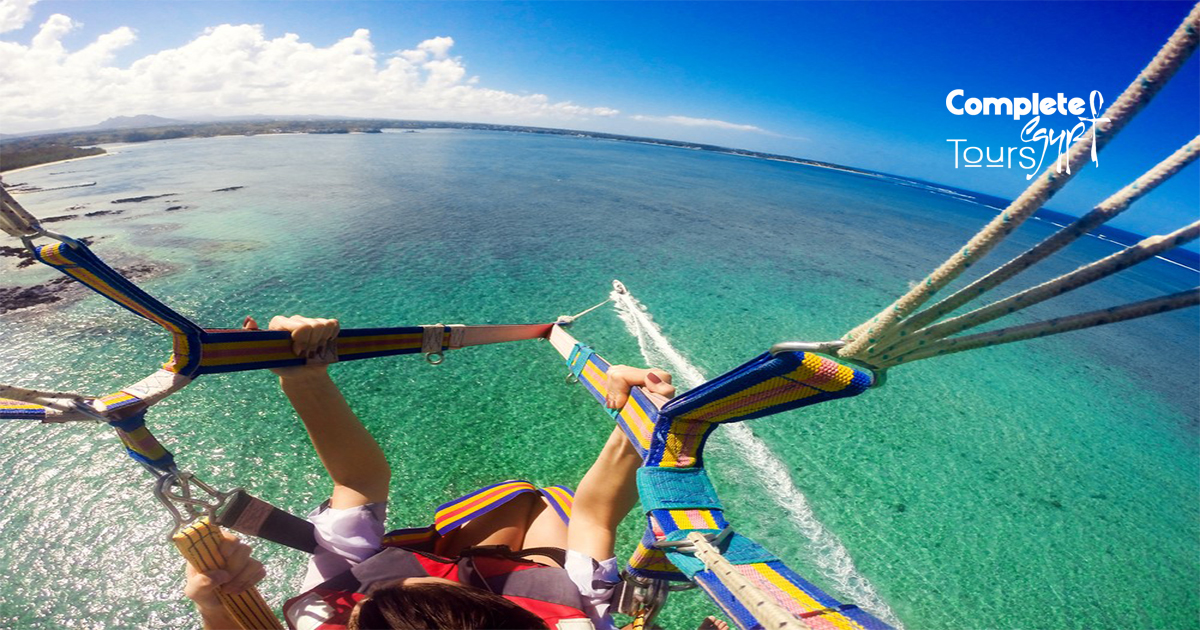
[0,131,1196,629]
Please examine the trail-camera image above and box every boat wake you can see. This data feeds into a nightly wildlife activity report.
[610,286,904,629]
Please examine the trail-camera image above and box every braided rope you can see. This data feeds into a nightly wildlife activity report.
[839,3,1200,360]
[0,187,42,238]
[879,135,1200,348]
[879,288,1200,367]
[685,532,809,630]
[0,383,98,418]
[875,221,1199,362]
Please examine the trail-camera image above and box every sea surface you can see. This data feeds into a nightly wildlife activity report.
[0,130,1196,630]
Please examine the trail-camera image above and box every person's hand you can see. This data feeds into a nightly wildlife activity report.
[243,315,340,377]
[183,531,266,616]
[697,616,729,630]
[604,365,675,410]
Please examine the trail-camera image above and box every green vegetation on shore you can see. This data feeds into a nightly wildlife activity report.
[0,120,391,173]
[1,144,106,172]
[1,117,854,175]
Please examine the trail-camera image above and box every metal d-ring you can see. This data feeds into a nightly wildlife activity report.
[425,352,444,365]
[565,372,580,384]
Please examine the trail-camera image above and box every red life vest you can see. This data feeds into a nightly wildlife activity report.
[282,546,594,630]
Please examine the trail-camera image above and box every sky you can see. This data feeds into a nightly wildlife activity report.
[0,1,1196,239]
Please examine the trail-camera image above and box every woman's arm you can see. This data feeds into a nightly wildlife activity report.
[245,315,391,509]
[566,366,674,561]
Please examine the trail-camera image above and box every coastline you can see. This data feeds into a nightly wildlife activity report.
[1,150,112,177]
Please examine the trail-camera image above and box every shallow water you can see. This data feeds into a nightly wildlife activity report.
[0,130,1196,629]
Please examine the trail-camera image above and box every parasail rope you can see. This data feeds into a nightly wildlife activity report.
[839,4,1200,361]
[877,287,1200,367]
[883,136,1200,342]
[684,532,809,630]
[873,221,1200,362]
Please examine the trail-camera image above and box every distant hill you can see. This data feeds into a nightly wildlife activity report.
[92,115,190,130]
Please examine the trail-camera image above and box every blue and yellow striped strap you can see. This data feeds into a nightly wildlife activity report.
[637,466,721,512]
[33,240,203,337]
[692,561,891,630]
[433,480,539,534]
[109,411,175,471]
[658,350,873,425]
[34,239,206,375]
[0,399,48,420]
[381,526,438,551]
[400,482,573,540]
[538,484,574,525]
[560,341,658,457]
[194,325,554,375]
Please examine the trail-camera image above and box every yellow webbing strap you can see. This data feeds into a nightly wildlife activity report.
[173,517,283,630]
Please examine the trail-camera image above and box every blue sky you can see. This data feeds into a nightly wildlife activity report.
[1,1,1196,240]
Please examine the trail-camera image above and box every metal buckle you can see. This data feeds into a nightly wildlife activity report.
[151,467,235,540]
[768,340,887,387]
[651,526,733,554]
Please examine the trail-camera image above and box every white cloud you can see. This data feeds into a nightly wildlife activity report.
[631,114,770,134]
[0,13,621,133]
[417,36,454,59]
[0,0,37,34]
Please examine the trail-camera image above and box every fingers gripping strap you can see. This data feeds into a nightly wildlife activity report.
[564,342,657,457]
[173,518,284,630]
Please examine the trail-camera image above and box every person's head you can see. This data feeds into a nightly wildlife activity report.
[348,577,548,630]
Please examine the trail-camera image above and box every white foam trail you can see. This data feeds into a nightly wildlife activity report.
[611,287,904,629]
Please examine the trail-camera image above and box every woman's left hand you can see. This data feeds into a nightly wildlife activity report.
[603,365,675,409]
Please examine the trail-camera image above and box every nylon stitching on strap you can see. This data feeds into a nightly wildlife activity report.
[447,324,467,349]
[637,467,722,512]
[421,325,444,353]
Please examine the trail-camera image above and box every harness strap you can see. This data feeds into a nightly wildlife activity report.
[215,489,318,554]
[109,411,175,472]
[459,544,569,567]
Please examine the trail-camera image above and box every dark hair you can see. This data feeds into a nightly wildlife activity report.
[348,580,549,630]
